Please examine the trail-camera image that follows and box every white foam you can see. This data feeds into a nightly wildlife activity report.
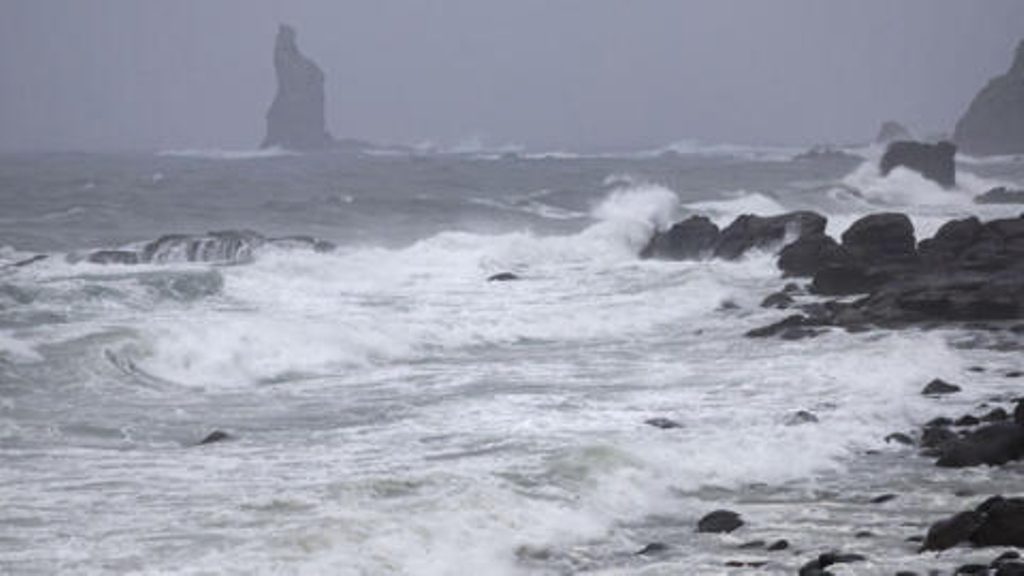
[683,191,789,226]
[157,147,298,160]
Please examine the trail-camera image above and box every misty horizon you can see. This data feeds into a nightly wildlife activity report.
[1,0,1023,153]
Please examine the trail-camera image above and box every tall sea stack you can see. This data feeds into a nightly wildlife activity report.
[262,25,334,150]
[953,40,1024,156]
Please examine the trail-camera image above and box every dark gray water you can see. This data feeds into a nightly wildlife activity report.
[1,146,1022,575]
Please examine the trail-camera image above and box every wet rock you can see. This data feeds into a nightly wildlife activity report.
[927,417,954,428]
[487,272,521,282]
[968,366,987,373]
[197,430,232,446]
[956,564,990,575]
[635,542,669,555]
[641,215,720,260]
[262,25,334,150]
[981,407,1009,422]
[1016,400,1024,424]
[760,291,795,309]
[880,140,957,188]
[713,211,827,260]
[767,539,789,551]
[996,563,1024,576]
[777,233,850,277]
[855,530,874,538]
[8,254,48,268]
[922,510,986,551]
[725,560,767,568]
[920,426,958,454]
[971,496,1024,547]
[644,417,682,430]
[936,422,1024,467]
[871,493,897,504]
[954,40,1024,156]
[738,540,766,549]
[1008,371,1024,379]
[841,213,918,264]
[976,187,1024,205]
[886,432,914,446]
[87,250,141,265]
[786,410,819,425]
[955,415,981,427]
[799,551,867,576]
[745,314,824,340]
[697,509,744,533]
[922,378,962,396]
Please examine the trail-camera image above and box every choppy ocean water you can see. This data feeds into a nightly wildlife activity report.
[1,146,1023,574]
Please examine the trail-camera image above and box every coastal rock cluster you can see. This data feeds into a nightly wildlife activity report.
[643,210,1024,333]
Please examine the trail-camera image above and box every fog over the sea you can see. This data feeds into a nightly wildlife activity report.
[1,0,1022,152]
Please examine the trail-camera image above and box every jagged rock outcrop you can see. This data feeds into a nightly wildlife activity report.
[880,140,957,188]
[262,25,334,150]
[81,231,335,266]
[641,211,827,262]
[954,40,1024,156]
[875,121,912,144]
[640,216,720,260]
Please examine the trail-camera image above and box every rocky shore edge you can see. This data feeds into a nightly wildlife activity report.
[634,210,1024,574]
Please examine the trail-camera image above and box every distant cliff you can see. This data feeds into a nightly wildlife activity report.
[954,40,1024,156]
[261,25,334,150]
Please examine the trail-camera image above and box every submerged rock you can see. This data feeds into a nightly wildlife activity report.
[976,187,1024,205]
[197,430,232,446]
[922,378,961,396]
[880,140,956,188]
[487,272,521,282]
[644,417,682,430]
[696,509,744,533]
[262,25,334,150]
[954,40,1024,156]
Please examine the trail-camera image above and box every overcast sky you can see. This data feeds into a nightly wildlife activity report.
[1,0,1021,152]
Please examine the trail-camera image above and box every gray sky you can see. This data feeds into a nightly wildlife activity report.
[1,0,1022,152]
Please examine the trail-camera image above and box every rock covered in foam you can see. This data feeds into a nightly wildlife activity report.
[262,25,334,150]
[713,211,826,260]
[880,140,956,188]
[954,40,1024,156]
[81,230,335,265]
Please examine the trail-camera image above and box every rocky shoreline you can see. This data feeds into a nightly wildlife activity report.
[638,208,1023,574]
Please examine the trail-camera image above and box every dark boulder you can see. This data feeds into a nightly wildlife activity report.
[880,140,957,188]
[922,378,961,396]
[262,25,334,150]
[641,216,720,260]
[936,422,1024,467]
[976,187,1024,205]
[197,430,232,446]
[922,510,986,551]
[760,291,794,309]
[971,496,1024,547]
[696,509,743,533]
[841,213,917,264]
[798,552,867,576]
[918,217,984,265]
[767,539,789,551]
[954,40,1024,156]
[777,233,850,277]
[713,211,827,260]
[635,542,669,555]
[487,272,521,282]
[745,314,824,340]
[644,417,682,430]
[809,264,883,296]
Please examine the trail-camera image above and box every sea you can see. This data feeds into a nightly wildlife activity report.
[1,143,1023,575]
